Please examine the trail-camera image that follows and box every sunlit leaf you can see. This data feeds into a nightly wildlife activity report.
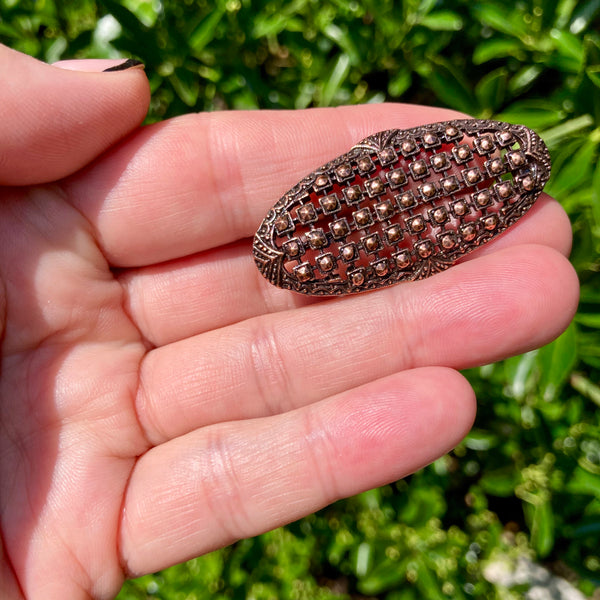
[357,556,407,594]
[566,465,600,497]
[473,4,529,38]
[323,23,360,65]
[526,499,555,557]
[475,67,508,113]
[189,8,225,55]
[548,137,598,197]
[537,323,578,402]
[570,0,600,34]
[319,53,351,107]
[550,28,585,71]
[465,429,500,451]
[472,38,524,64]
[419,11,463,31]
[508,64,543,95]
[168,68,199,106]
[479,468,519,497]
[539,114,594,147]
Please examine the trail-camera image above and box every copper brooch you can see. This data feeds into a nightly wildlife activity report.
[253,119,551,296]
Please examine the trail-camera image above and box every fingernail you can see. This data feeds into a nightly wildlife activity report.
[53,59,145,73]
[103,59,145,73]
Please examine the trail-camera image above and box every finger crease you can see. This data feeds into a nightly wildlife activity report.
[200,428,254,542]
[300,407,341,505]
[247,319,293,416]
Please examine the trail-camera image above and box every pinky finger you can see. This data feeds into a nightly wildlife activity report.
[118,366,476,576]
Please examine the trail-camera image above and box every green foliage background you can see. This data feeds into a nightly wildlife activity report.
[2,0,600,597]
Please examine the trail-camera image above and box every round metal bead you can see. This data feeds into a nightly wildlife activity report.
[341,245,356,261]
[497,182,512,198]
[441,234,456,249]
[374,260,389,276]
[431,154,448,169]
[483,215,499,230]
[453,200,468,216]
[521,175,535,191]
[350,271,365,286]
[461,224,477,241]
[394,251,411,268]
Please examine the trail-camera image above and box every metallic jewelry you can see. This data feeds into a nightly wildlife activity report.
[253,119,551,296]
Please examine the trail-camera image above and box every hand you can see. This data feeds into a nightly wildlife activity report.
[0,45,578,600]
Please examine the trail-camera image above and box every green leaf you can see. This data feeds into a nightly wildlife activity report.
[565,465,600,497]
[508,64,543,95]
[415,557,446,600]
[479,468,519,497]
[388,68,412,97]
[496,101,564,130]
[592,160,600,235]
[419,11,463,31]
[424,58,477,114]
[99,0,147,37]
[464,429,500,451]
[168,68,199,106]
[587,65,600,88]
[323,23,360,65]
[554,0,578,29]
[505,350,538,401]
[475,67,508,112]
[527,499,555,557]
[417,0,438,16]
[473,39,524,64]
[570,373,600,408]
[358,557,406,594]
[353,542,372,577]
[121,0,159,27]
[537,323,578,402]
[548,137,598,197]
[539,114,594,147]
[319,53,351,107]
[570,0,600,34]
[189,8,225,54]
[473,4,528,38]
[0,20,20,38]
[550,28,585,71]
[252,0,309,37]
[575,313,600,328]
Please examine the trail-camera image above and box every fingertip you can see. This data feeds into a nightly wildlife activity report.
[425,243,580,365]
[0,46,150,185]
[324,367,477,493]
[525,244,580,329]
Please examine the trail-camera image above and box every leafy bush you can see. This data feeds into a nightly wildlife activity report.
[1,0,599,597]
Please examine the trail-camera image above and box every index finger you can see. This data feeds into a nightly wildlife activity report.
[64,104,467,267]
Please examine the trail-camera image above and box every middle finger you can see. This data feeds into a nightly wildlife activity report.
[119,193,572,346]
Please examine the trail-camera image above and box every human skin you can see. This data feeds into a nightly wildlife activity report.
[0,44,579,599]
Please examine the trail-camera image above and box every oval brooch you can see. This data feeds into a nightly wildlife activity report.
[253,118,551,296]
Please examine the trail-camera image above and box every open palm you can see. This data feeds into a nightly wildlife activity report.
[0,47,579,600]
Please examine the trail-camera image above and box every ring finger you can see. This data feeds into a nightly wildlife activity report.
[134,243,577,446]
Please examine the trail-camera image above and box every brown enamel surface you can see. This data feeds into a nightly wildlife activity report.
[253,119,551,296]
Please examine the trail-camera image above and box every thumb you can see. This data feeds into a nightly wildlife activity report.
[0,45,150,185]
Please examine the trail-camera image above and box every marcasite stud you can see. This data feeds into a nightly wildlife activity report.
[253,119,551,296]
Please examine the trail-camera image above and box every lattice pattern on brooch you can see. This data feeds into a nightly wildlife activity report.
[253,119,551,296]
